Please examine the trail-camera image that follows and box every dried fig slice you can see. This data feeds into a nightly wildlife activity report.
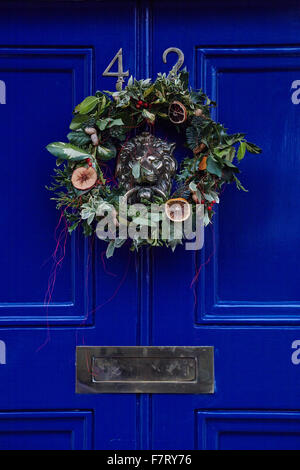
[168,101,187,124]
[71,166,97,190]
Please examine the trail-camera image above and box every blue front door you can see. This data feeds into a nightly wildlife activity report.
[1,0,300,450]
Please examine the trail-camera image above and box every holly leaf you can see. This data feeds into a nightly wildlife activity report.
[142,109,155,123]
[46,142,91,161]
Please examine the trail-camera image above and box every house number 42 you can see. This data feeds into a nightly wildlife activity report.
[102,47,185,90]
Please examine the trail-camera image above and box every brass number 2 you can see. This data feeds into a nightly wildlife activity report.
[102,48,129,91]
[162,47,185,75]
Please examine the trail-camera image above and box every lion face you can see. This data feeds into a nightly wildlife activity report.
[116,132,177,201]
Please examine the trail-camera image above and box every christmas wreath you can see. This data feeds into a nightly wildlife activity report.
[46,69,261,257]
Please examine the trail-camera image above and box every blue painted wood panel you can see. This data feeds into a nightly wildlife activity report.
[150,0,300,450]
[0,411,92,450]
[0,0,138,450]
[197,411,300,450]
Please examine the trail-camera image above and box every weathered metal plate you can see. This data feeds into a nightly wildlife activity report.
[76,346,214,394]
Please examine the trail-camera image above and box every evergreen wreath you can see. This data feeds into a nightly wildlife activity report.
[46,69,261,257]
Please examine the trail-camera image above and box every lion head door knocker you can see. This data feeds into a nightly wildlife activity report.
[116,132,177,203]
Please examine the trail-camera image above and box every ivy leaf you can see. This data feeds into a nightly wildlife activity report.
[206,156,222,177]
[225,133,246,145]
[97,118,111,131]
[245,141,262,154]
[237,141,246,161]
[97,142,116,160]
[108,118,124,127]
[46,142,91,161]
[110,126,127,141]
[67,130,91,146]
[223,159,239,171]
[233,175,248,192]
[97,117,124,131]
[77,96,99,114]
[68,220,80,234]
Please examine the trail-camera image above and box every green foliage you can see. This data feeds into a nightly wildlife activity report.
[46,67,262,255]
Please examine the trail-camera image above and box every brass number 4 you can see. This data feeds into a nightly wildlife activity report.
[102,48,129,91]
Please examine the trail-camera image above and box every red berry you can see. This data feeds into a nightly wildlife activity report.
[138,100,143,105]
[208,205,212,210]
[88,162,92,167]
[143,102,148,108]
[201,199,205,204]
[212,200,216,204]
[87,158,91,163]
[136,104,141,109]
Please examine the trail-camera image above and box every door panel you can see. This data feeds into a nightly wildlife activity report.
[1,0,300,450]
[0,411,92,450]
[1,48,92,325]
[150,0,300,450]
[0,0,138,450]
[197,411,300,450]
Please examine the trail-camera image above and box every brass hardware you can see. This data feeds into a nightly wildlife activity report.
[76,346,214,394]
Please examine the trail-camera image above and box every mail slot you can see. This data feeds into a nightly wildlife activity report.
[76,346,214,394]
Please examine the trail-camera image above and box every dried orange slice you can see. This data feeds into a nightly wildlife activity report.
[165,198,191,222]
[168,101,187,124]
[71,166,97,190]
